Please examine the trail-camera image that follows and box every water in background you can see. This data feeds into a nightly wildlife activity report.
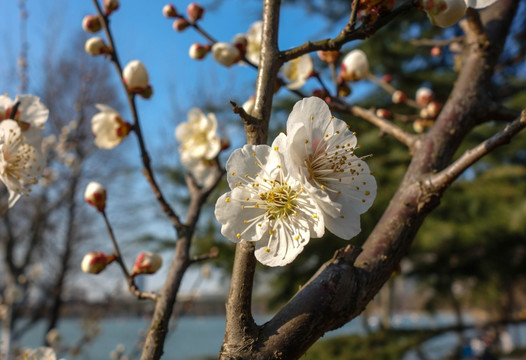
[11,314,526,360]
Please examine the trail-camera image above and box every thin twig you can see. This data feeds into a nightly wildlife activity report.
[230,101,259,126]
[409,36,464,47]
[425,110,526,191]
[366,73,420,108]
[101,211,156,301]
[92,0,184,232]
[190,247,219,264]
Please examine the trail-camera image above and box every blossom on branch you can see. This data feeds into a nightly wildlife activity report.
[285,97,376,240]
[245,20,263,65]
[175,108,221,163]
[340,49,369,82]
[0,120,45,208]
[81,251,114,274]
[84,181,107,212]
[123,60,151,94]
[91,104,132,149]
[131,252,163,276]
[423,0,498,27]
[215,134,325,267]
[211,42,241,67]
[281,54,314,90]
[85,37,111,56]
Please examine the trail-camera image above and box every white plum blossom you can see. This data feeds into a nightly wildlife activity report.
[425,0,498,27]
[123,60,150,92]
[285,97,376,240]
[215,134,324,266]
[175,108,221,164]
[281,54,314,90]
[245,20,263,65]
[211,42,241,67]
[91,104,132,149]
[182,157,219,189]
[340,49,369,82]
[19,347,58,360]
[0,120,45,208]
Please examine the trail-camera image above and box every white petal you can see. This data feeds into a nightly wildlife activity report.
[286,97,334,143]
[225,144,270,190]
[465,0,498,8]
[17,95,49,127]
[324,203,362,240]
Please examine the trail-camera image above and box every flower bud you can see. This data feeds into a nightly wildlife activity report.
[85,37,111,56]
[162,4,178,18]
[425,101,442,118]
[103,0,120,15]
[131,252,163,276]
[340,49,369,82]
[122,60,150,93]
[242,96,255,116]
[212,42,241,67]
[431,46,443,57]
[376,108,393,119]
[382,74,392,83]
[186,2,204,23]
[173,18,190,32]
[82,15,102,33]
[317,50,340,64]
[413,118,435,133]
[392,90,407,104]
[416,87,434,107]
[138,85,154,99]
[231,34,248,54]
[81,251,114,274]
[84,181,107,211]
[189,43,211,60]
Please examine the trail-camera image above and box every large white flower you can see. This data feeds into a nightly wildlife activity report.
[245,20,263,65]
[215,134,324,266]
[285,97,376,240]
[91,104,132,149]
[0,94,49,148]
[175,108,221,164]
[425,0,498,27]
[0,120,45,208]
[281,54,314,90]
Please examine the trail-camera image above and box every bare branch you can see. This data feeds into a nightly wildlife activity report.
[190,247,219,264]
[230,101,259,126]
[330,101,417,149]
[410,36,463,47]
[425,110,526,191]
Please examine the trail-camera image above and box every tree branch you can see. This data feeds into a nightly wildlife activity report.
[425,110,526,191]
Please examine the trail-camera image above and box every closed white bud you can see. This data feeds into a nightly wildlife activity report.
[131,252,163,276]
[85,37,110,56]
[81,251,114,274]
[340,49,369,82]
[122,60,150,93]
[416,87,434,107]
[212,42,241,67]
[84,181,107,211]
[82,15,102,33]
[189,43,211,60]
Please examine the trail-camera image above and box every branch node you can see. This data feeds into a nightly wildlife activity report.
[230,100,259,126]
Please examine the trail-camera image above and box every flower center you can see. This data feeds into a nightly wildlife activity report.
[259,182,297,220]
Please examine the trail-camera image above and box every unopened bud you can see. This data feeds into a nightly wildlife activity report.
[212,42,241,67]
[317,50,340,64]
[220,138,231,151]
[231,34,248,54]
[84,181,107,211]
[376,108,393,119]
[413,118,435,133]
[340,49,369,82]
[186,2,204,23]
[242,96,255,116]
[382,74,392,83]
[123,60,150,93]
[162,4,178,18]
[81,251,114,274]
[392,90,407,104]
[425,101,442,118]
[85,37,111,56]
[416,87,434,107]
[431,46,443,57]
[103,0,120,15]
[131,252,163,276]
[82,15,102,33]
[189,43,211,60]
[173,18,190,32]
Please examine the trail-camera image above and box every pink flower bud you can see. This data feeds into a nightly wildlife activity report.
[85,37,111,56]
[340,49,369,82]
[317,50,340,64]
[392,90,407,104]
[173,18,190,32]
[231,34,248,54]
[131,252,163,276]
[416,87,434,107]
[162,4,178,18]
[103,0,120,15]
[82,15,102,33]
[189,43,211,60]
[81,251,115,274]
[84,182,107,211]
[431,46,443,57]
[122,60,150,93]
[186,2,204,23]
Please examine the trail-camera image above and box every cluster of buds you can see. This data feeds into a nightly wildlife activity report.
[81,251,116,274]
[123,60,153,98]
[82,1,119,56]
[131,252,163,276]
[414,87,442,133]
[165,3,204,31]
[355,0,396,25]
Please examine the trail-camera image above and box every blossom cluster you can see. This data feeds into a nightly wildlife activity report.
[215,97,376,267]
[0,95,48,208]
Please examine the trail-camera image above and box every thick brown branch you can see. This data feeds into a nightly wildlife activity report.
[425,110,526,191]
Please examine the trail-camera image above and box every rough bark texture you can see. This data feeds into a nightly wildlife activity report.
[220,1,519,359]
